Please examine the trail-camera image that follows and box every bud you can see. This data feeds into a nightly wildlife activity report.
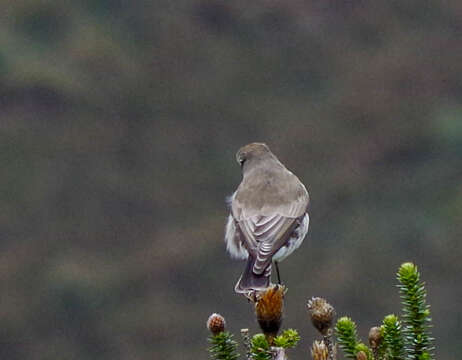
[368,326,382,349]
[307,297,336,335]
[356,351,367,360]
[311,340,328,360]
[207,313,226,335]
[255,285,285,343]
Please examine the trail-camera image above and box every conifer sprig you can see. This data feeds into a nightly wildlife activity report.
[273,329,300,348]
[208,332,240,360]
[355,343,374,360]
[382,314,405,360]
[336,318,374,360]
[397,262,434,360]
[250,333,272,360]
[206,313,239,360]
[336,317,360,359]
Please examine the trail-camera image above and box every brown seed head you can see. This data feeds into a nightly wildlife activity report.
[311,340,328,360]
[255,285,285,342]
[207,313,226,335]
[307,297,336,335]
[356,351,367,360]
[369,326,383,349]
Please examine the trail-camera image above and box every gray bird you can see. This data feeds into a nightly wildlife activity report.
[225,143,310,297]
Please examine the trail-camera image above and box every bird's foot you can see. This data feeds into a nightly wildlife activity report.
[244,290,258,303]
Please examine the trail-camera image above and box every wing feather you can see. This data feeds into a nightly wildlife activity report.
[234,213,300,274]
[229,166,309,275]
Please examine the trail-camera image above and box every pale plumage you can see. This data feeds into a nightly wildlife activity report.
[224,143,310,296]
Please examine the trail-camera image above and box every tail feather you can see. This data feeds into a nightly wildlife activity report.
[235,255,271,294]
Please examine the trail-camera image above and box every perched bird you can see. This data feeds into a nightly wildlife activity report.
[225,143,310,298]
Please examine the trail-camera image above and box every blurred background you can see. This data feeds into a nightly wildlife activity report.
[1,0,461,359]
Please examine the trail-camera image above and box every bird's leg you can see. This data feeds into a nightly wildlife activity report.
[274,261,282,285]
[245,290,258,303]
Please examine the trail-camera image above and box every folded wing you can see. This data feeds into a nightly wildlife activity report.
[232,192,308,275]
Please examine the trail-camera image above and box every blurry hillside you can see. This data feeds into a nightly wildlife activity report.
[1,1,462,359]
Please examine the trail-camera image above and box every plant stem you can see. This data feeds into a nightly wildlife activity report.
[241,328,252,360]
[271,347,287,360]
[323,329,335,360]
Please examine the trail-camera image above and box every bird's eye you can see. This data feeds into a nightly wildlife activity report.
[239,158,245,166]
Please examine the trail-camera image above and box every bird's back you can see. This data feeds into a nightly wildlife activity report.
[233,162,308,219]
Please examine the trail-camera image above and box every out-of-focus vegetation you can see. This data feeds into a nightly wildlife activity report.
[1,1,461,359]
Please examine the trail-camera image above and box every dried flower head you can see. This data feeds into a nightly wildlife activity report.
[207,313,226,335]
[356,350,367,360]
[311,340,328,360]
[255,285,285,342]
[368,326,382,349]
[307,297,336,335]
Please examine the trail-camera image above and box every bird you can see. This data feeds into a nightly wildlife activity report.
[225,142,310,298]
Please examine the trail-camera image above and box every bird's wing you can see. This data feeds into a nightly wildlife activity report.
[240,214,298,274]
[225,213,248,259]
[232,192,308,275]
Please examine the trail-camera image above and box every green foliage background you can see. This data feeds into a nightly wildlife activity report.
[0,1,461,359]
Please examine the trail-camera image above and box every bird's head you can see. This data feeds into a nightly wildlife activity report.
[236,142,271,168]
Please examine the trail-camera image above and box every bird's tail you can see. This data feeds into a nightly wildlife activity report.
[235,255,271,294]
